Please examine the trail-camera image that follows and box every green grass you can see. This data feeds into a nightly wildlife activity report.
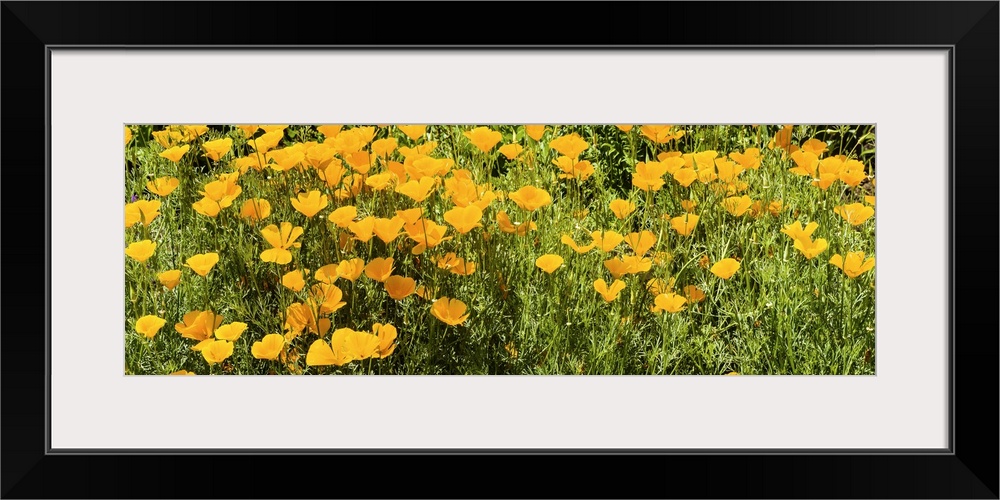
[124,124,875,375]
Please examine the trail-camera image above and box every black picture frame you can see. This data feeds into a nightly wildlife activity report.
[3,2,997,498]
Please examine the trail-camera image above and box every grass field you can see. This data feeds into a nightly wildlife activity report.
[124,124,875,375]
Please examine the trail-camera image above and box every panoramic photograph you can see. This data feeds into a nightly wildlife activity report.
[124,124,875,375]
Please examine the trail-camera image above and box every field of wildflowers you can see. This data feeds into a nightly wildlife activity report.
[124,124,875,375]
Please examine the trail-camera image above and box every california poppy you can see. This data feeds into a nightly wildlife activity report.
[157,269,181,290]
[710,258,740,280]
[443,205,484,234]
[829,252,875,279]
[431,297,470,326]
[290,190,329,218]
[670,214,699,236]
[549,133,589,159]
[535,254,564,274]
[125,240,156,263]
[251,334,284,360]
[186,252,219,277]
[463,126,502,153]
[651,293,687,314]
[593,278,626,302]
[609,199,636,220]
[384,275,416,300]
[202,138,233,162]
[364,257,395,282]
[146,177,179,197]
[135,315,166,339]
[260,222,303,265]
[508,185,552,211]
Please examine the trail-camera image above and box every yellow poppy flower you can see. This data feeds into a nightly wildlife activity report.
[431,297,470,326]
[498,144,524,160]
[372,216,406,244]
[328,205,357,228]
[683,285,706,303]
[348,216,376,243]
[395,208,424,225]
[290,190,329,218]
[240,198,271,221]
[443,205,484,234]
[404,219,452,254]
[159,145,190,163]
[364,257,394,282]
[729,148,761,170]
[640,125,684,143]
[561,234,595,254]
[125,240,156,263]
[723,195,753,217]
[593,279,626,302]
[281,270,306,292]
[385,275,416,300]
[260,222,304,265]
[336,258,365,282]
[201,173,242,208]
[157,269,181,290]
[833,203,875,226]
[670,214,699,236]
[625,231,657,256]
[214,322,247,341]
[632,161,669,191]
[651,293,687,314]
[186,252,219,277]
[192,197,221,218]
[311,283,347,314]
[397,141,438,159]
[463,126,502,153]
[590,230,624,253]
[373,323,398,358]
[395,177,437,203]
[535,254,564,274]
[549,133,589,159]
[135,315,166,339]
[646,277,674,296]
[342,329,381,360]
[768,125,794,154]
[603,258,632,280]
[793,236,829,260]
[524,125,546,141]
[306,334,353,367]
[125,199,161,227]
[251,334,284,360]
[371,138,398,158]
[799,138,828,157]
[496,211,537,235]
[829,252,875,279]
[710,258,740,280]
[201,340,234,365]
[365,172,394,191]
[397,125,426,141]
[437,253,476,276]
[508,185,552,211]
[317,125,343,140]
[616,125,633,133]
[146,177,179,197]
[553,156,595,181]
[174,310,223,341]
[609,199,636,219]
[672,168,698,188]
[201,138,233,161]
